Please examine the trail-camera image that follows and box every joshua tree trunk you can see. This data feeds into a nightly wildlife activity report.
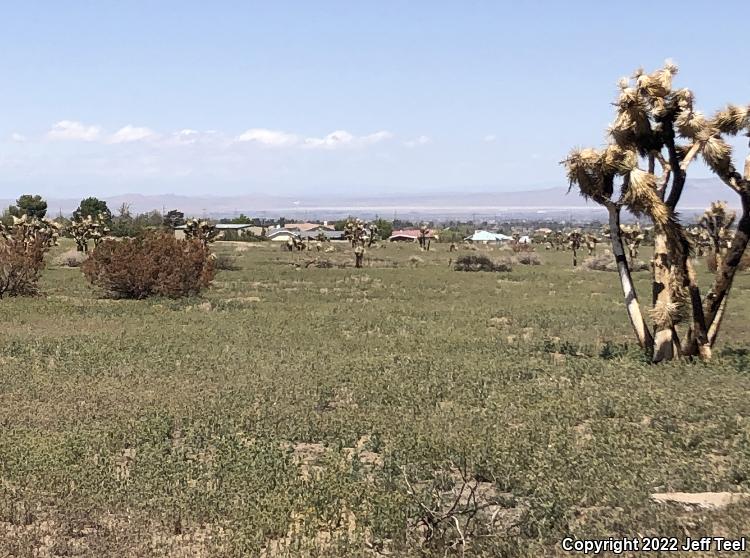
[651,233,678,362]
[608,204,654,350]
[354,245,364,268]
[700,199,750,343]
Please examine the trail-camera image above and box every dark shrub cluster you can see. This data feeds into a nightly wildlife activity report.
[0,229,49,298]
[581,253,649,272]
[82,232,215,299]
[513,253,541,266]
[453,254,512,272]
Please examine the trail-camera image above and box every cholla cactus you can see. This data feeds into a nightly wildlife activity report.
[563,60,750,362]
[68,213,110,252]
[699,201,736,268]
[183,219,222,246]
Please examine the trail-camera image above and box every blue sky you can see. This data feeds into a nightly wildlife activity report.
[1,1,748,198]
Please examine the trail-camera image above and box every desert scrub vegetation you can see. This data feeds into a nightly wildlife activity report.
[81,232,215,298]
[0,241,749,556]
[453,254,512,272]
[564,60,750,362]
[0,215,59,298]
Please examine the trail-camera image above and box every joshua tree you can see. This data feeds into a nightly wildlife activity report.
[417,224,431,251]
[183,219,222,247]
[0,215,60,248]
[601,223,644,266]
[533,228,554,250]
[284,236,304,252]
[584,233,599,256]
[343,219,373,267]
[564,60,750,362]
[567,230,583,266]
[620,224,645,265]
[699,201,736,268]
[354,245,364,268]
[368,222,379,247]
[68,213,110,252]
[686,225,711,257]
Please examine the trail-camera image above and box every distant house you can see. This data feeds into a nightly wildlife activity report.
[298,230,346,241]
[266,229,299,242]
[388,229,437,242]
[174,223,259,239]
[464,230,513,243]
[283,222,335,232]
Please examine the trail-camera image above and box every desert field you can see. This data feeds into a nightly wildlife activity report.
[1,239,749,557]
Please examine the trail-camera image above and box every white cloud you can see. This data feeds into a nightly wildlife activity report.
[483,134,496,142]
[304,130,354,149]
[237,128,299,147]
[10,132,27,143]
[171,129,200,144]
[361,130,393,144]
[404,135,431,148]
[107,125,157,144]
[304,130,392,149]
[47,120,101,141]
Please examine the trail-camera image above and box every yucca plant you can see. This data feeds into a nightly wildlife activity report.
[563,61,750,362]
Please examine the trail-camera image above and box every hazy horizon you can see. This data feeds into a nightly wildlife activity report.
[2,1,749,199]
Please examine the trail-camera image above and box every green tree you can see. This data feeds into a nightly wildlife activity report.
[10,194,48,219]
[230,214,252,224]
[372,218,393,240]
[163,209,186,228]
[74,197,111,222]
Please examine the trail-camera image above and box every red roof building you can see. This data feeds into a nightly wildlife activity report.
[388,229,436,241]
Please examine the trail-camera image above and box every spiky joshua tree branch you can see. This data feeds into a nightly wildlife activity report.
[563,61,750,362]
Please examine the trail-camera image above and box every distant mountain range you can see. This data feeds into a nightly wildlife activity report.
[1,178,739,221]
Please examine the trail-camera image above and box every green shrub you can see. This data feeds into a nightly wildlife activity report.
[82,232,215,298]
